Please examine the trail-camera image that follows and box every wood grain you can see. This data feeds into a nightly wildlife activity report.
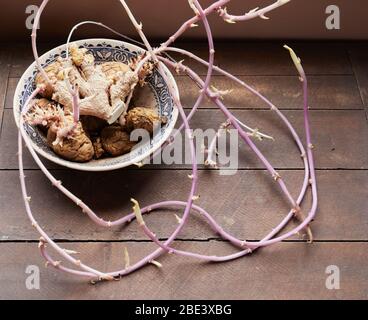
[10,42,353,78]
[177,75,363,110]
[0,47,10,132]
[4,77,18,110]
[0,242,367,300]
[9,42,61,78]
[8,74,363,111]
[2,109,367,170]
[0,169,366,241]
[2,41,367,300]
[168,42,353,76]
[349,45,368,117]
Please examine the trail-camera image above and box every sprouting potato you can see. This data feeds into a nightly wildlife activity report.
[101,124,136,157]
[47,116,94,162]
[125,107,161,135]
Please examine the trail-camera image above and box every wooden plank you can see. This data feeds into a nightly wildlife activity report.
[349,45,368,112]
[4,77,19,110]
[9,74,363,111]
[10,42,353,78]
[0,109,60,170]
[0,47,11,132]
[0,242,367,299]
[0,169,367,241]
[1,109,367,170]
[9,42,61,78]
[170,42,353,76]
[177,75,363,110]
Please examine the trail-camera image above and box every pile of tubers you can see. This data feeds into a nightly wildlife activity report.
[24,44,162,162]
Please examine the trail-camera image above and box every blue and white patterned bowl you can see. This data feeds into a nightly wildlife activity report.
[14,39,179,171]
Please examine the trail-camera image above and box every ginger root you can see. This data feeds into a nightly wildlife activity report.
[129,53,155,86]
[35,44,143,122]
[35,61,64,99]
[101,62,131,81]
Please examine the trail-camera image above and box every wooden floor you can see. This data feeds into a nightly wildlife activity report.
[0,41,367,300]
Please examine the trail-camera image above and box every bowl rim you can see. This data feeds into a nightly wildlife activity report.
[13,38,179,172]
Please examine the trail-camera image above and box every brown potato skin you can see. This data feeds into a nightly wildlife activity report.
[126,107,160,135]
[101,125,136,157]
[47,121,94,163]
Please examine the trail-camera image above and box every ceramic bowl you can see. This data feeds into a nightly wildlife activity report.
[14,38,179,171]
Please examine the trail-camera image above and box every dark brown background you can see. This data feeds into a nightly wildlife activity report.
[1,0,367,42]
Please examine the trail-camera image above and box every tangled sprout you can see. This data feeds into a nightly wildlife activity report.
[18,0,317,283]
